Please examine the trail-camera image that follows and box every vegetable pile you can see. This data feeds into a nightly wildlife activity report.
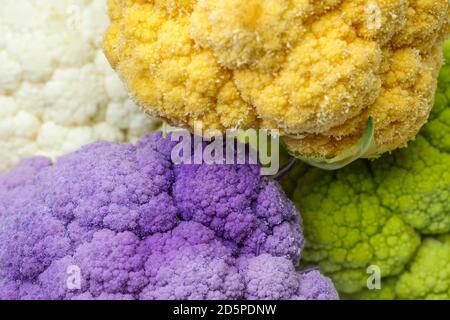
[0,0,160,173]
[0,133,338,300]
[282,40,450,300]
[1,0,449,302]
[105,0,449,165]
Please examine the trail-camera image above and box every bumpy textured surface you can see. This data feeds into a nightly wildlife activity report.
[282,42,450,299]
[105,0,449,159]
[0,132,338,300]
[0,0,160,173]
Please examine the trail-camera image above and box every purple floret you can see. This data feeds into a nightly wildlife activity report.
[0,209,71,280]
[0,132,338,300]
[139,222,244,300]
[296,270,340,300]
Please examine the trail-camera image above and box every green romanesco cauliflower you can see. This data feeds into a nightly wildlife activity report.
[395,235,450,300]
[282,40,450,299]
[356,235,450,300]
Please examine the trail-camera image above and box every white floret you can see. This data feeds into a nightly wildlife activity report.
[0,0,161,172]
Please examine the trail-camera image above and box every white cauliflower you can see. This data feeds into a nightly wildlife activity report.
[0,0,160,172]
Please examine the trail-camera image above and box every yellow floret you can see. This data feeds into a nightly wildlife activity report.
[105,0,450,160]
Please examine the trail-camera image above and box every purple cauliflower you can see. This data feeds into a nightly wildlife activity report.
[0,133,338,300]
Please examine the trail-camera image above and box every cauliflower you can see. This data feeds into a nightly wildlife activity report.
[282,40,450,299]
[0,0,160,173]
[105,0,449,167]
[0,132,338,300]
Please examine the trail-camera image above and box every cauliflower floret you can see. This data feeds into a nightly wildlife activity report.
[0,0,160,173]
[0,132,338,300]
[105,0,449,162]
[395,235,450,300]
[282,43,450,299]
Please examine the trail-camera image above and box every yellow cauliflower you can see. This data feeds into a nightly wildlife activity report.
[105,0,449,164]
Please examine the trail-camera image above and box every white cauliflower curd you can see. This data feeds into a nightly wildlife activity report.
[0,0,160,172]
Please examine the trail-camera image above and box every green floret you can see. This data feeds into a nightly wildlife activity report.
[283,40,450,299]
[359,235,450,300]
[373,135,450,234]
[293,163,421,294]
[396,235,450,300]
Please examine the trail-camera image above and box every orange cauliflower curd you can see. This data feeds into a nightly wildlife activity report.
[104,0,450,164]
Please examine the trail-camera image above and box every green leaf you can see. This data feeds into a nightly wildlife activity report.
[162,122,168,139]
[287,117,375,170]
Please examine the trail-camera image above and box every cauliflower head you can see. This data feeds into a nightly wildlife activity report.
[0,0,160,173]
[282,41,450,299]
[0,132,338,300]
[105,0,449,164]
